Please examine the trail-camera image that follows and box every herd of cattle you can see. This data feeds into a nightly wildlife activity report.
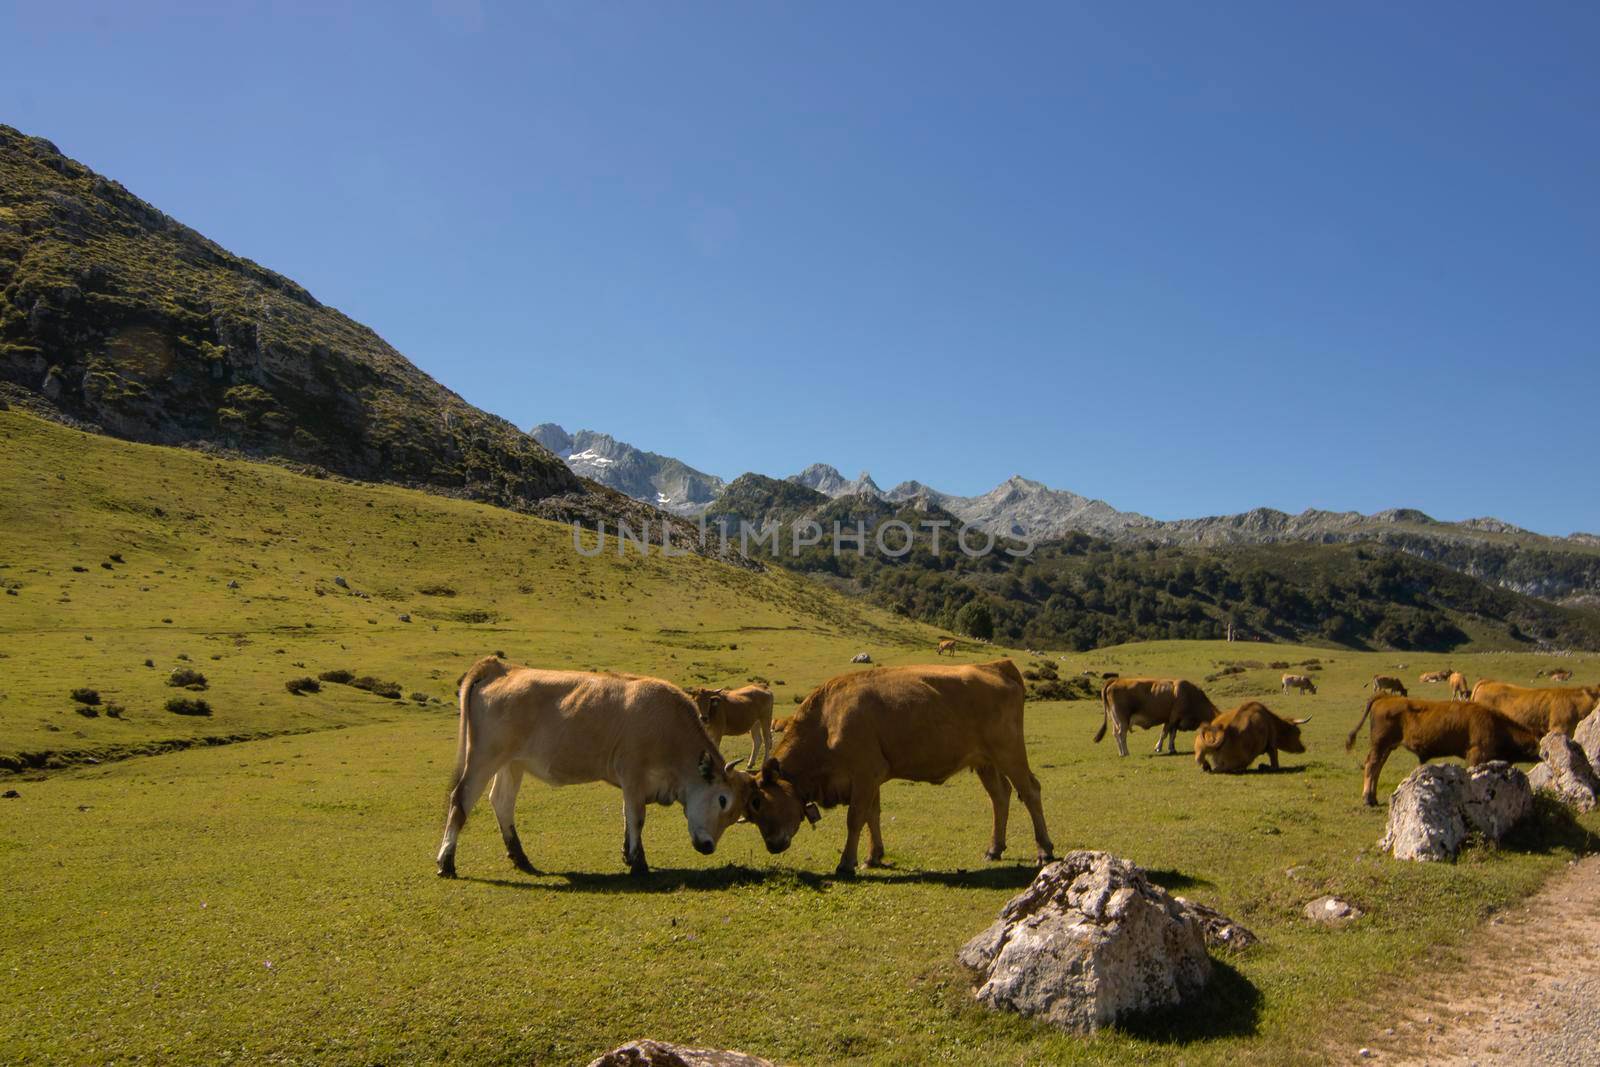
[433,653,1598,878]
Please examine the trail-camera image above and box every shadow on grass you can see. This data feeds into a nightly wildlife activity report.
[1144,867,1213,892]
[462,864,829,893]
[1115,957,1262,1043]
[1501,794,1600,856]
[856,864,1043,890]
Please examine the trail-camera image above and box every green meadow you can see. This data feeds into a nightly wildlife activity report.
[3,408,1598,1065]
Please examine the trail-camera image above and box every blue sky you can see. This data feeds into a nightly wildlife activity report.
[6,2,1598,534]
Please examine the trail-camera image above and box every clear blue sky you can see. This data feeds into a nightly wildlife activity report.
[6,2,1598,534]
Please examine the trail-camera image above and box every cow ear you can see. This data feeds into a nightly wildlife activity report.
[698,751,716,783]
[803,802,821,827]
[760,757,781,787]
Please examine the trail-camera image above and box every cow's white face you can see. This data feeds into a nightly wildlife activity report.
[682,753,752,854]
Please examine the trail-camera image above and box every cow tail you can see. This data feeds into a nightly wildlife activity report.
[1345,694,1379,751]
[450,656,507,795]
[1094,680,1112,743]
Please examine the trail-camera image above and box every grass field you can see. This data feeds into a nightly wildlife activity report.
[4,408,1599,1065]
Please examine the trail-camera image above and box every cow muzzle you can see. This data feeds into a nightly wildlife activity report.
[764,836,792,854]
[692,837,716,855]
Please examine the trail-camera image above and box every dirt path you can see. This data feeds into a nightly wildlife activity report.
[1351,854,1600,1065]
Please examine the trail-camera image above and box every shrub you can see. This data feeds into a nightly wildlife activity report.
[165,697,212,716]
[143,658,154,668]
[351,677,402,699]
[954,600,995,641]
[69,687,100,706]
[104,703,125,719]
[409,691,428,704]
[418,583,456,597]
[167,668,208,690]
[318,668,355,684]
[285,677,321,695]
[75,705,99,718]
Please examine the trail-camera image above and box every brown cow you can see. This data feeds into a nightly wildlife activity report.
[1448,671,1471,701]
[435,657,752,877]
[1419,670,1451,685]
[1095,678,1220,756]
[1469,680,1600,737]
[693,684,775,769]
[1344,695,1541,805]
[740,660,1053,875]
[937,638,959,657]
[1365,675,1409,697]
[1195,702,1310,773]
[1281,673,1317,695]
[1540,668,1574,684]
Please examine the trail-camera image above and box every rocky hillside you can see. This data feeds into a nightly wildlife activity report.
[531,423,724,515]
[0,125,587,514]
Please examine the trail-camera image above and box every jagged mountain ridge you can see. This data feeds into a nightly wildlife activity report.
[530,424,724,516]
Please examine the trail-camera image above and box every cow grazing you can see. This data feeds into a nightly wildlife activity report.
[435,657,751,878]
[937,639,958,657]
[1541,668,1574,684]
[1095,677,1220,756]
[693,684,775,769]
[1365,675,1409,697]
[1194,702,1310,773]
[1448,671,1471,701]
[1419,670,1451,685]
[740,659,1053,875]
[1281,673,1317,695]
[1344,695,1541,806]
[1469,680,1600,737]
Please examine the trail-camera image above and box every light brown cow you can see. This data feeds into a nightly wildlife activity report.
[740,660,1053,875]
[1419,670,1452,685]
[1281,673,1317,695]
[1345,695,1541,805]
[1469,680,1600,737]
[1540,668,1574,684]
[1095,678,1220,756]
[1194,701,1310,773]
[1448,671,1471,701]
[693,683,775,769]
[1365,675,1409,697]
[937,639,959,657]
[435,657,752,878]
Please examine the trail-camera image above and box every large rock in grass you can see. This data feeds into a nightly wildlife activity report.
[585,1039,776,1067]
[959,850,1212,1032]
[1379,762,1531,862]
[1528,732,1600,813]
[1571,708,1600,778]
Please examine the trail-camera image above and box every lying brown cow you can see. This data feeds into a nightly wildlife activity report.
[436,657,751,877]
[1194,702,1310,773]
[740,659,1053,875]
[693,684,775,769]
[1344,695,1540,806]
[1419,670,1451,685]
[1448,671,1471,701]
[1469,680,1600,736]
[1538,668,1574,683]
[937,639,959,657]
[1095,677,1219,756]
[1281,673,1317,695]
[1365,675,1409,697]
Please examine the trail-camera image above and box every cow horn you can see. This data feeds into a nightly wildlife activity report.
[1292,716,1313,725]
[724,757,741,773]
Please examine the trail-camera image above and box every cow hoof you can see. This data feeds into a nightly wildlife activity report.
[1036,850,1055,866]
[508,854,536,875]
[983,848,1003,862]
[863,856,889,869]
[627,862,650,877]
[833,864,858,880]
[436,863,456,879]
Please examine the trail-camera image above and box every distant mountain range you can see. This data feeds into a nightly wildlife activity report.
[529,424,725,516]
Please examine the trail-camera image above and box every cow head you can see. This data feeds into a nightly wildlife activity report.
[681,751,753,855]
[742,757,820,854]
[692,688,727,733]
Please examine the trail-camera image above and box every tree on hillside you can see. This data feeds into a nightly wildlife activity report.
[955,600,995,641]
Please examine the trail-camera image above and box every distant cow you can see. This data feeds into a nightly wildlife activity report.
[693,684,775,769]
[740,660,1053,874]
[937,639,958,657]
[435,658,751,877]
[1281,673,1317,695]
[851,652,872,664]
[1095,678,1220,756]
[1419,670,1451,685]
[1538,668,1574,683]
[1448,671,1471,701]
[1194,701,1310,773]
[1469,680,1600,737]
[1344,695,1540,806]
[1365,675,1409,697]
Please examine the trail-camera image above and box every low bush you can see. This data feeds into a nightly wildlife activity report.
[351,677,402,699]
[69,687,100,706]
[167,668,208,689]
[285,677,321,695]
[318,669,355,684]
[165,697,212,716]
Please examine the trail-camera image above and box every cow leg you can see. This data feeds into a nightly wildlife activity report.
[621,788,650,875]
[976,764,1011,861]
[436,754,499,878]
[1266,746,1280,771]
[756,717,773,768]
[1112,714,1130,757]
[746,724,763,770]
[489,766,535,874]
[837,788,876,876]
[862,789,887,868]
[1153,724,1172,754]
[1362,742,1394,806]
[997,754,1054,864]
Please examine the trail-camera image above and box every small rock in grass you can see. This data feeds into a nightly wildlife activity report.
[1304,895,1362,927]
